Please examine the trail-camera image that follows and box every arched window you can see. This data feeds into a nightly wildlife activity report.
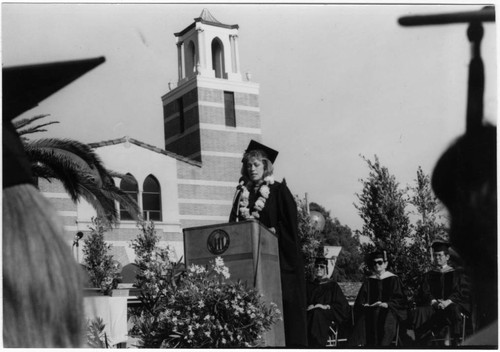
[119,174,138,221]
[187,41,196,75]
[142,175,162,221]
[211,38,225,79]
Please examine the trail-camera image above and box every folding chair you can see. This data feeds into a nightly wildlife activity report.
[392,323,401,346]
[326,321,349,347]
[429,312,469,346]
[326,323,339,347]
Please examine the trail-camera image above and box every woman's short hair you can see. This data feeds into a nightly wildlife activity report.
[241,149,274,180]
[3,184,85,347]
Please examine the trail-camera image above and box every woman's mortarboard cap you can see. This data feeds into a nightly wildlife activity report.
[243,140,279,164]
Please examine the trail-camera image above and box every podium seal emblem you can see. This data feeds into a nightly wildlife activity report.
[207,229,230,255]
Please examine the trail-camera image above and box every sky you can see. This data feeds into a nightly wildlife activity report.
[2,2,497,232]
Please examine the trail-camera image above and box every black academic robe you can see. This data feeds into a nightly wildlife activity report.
[417,266,471,313]
[351,272,407,346]
[229,180,308,347]
[306,278,351,347]
[413,266,471,340]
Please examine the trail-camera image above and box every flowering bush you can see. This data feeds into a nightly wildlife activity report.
[82,217,120,294]
[129,224,281,348]
[157,258,281,348]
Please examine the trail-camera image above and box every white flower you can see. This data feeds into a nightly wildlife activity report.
[264,175,275,184]
[239,207,250,218]
[198,300,205,308]
[254,198,265,210]
[215,257,224,268]
[259,184,270,198]
[242,188,250,198]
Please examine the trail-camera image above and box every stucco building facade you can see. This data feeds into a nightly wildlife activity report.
[40,9,263,267]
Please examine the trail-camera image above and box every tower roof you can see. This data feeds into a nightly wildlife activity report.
[175,8,238,37]
[198,8,221,25]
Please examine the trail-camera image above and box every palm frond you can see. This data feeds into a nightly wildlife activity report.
[13,114,52,130]
[101,182,141,222]
[14,114,60,138]
[25,138,140,225]
[25,138,104,185]
[18,121,60,137]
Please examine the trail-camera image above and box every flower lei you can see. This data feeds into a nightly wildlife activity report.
[238,176,274,220]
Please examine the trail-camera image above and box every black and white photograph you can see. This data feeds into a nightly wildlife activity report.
[2,1,497,348]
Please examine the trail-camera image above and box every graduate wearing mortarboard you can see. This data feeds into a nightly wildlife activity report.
[412,241,471,345]
[229,140,308,348]
[350,249,407,346]
[306,257,351,347]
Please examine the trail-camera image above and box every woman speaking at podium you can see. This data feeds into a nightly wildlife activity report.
[229,140,308,348]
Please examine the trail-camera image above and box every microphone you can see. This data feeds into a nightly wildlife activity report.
[73,231,84,247]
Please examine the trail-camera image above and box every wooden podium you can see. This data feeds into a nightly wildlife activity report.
[183,220,285,347]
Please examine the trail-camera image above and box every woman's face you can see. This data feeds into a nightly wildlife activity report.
[247,157,265,182]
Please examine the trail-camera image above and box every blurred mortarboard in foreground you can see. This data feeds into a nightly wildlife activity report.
[399,6,495,135]
[3,56,106,121]
[243,140,279,164]
[2,56,106,189]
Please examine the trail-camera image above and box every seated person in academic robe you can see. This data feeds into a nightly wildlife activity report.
[413,241,471,345]
[306,257,351,347]
[350,250,407,346]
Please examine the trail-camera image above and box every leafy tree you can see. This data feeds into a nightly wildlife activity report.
[295,196,322,280]
[409,166,448,254]
[82,217,120,295]
[403,167,449,301]
[14,115,140,225]
[309,202,364,282]
[355,156,413,291]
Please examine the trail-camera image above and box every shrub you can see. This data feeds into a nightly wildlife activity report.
[159,258,281,348]
[86,317,109,348]
[129,223,281,348]
[82,217,120,295]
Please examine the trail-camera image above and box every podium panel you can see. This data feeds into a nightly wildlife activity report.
[183,220,285,347]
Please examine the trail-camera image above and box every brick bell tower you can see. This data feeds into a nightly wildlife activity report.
[162,9,262,228]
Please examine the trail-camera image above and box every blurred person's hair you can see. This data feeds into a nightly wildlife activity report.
[3,183,85,347]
